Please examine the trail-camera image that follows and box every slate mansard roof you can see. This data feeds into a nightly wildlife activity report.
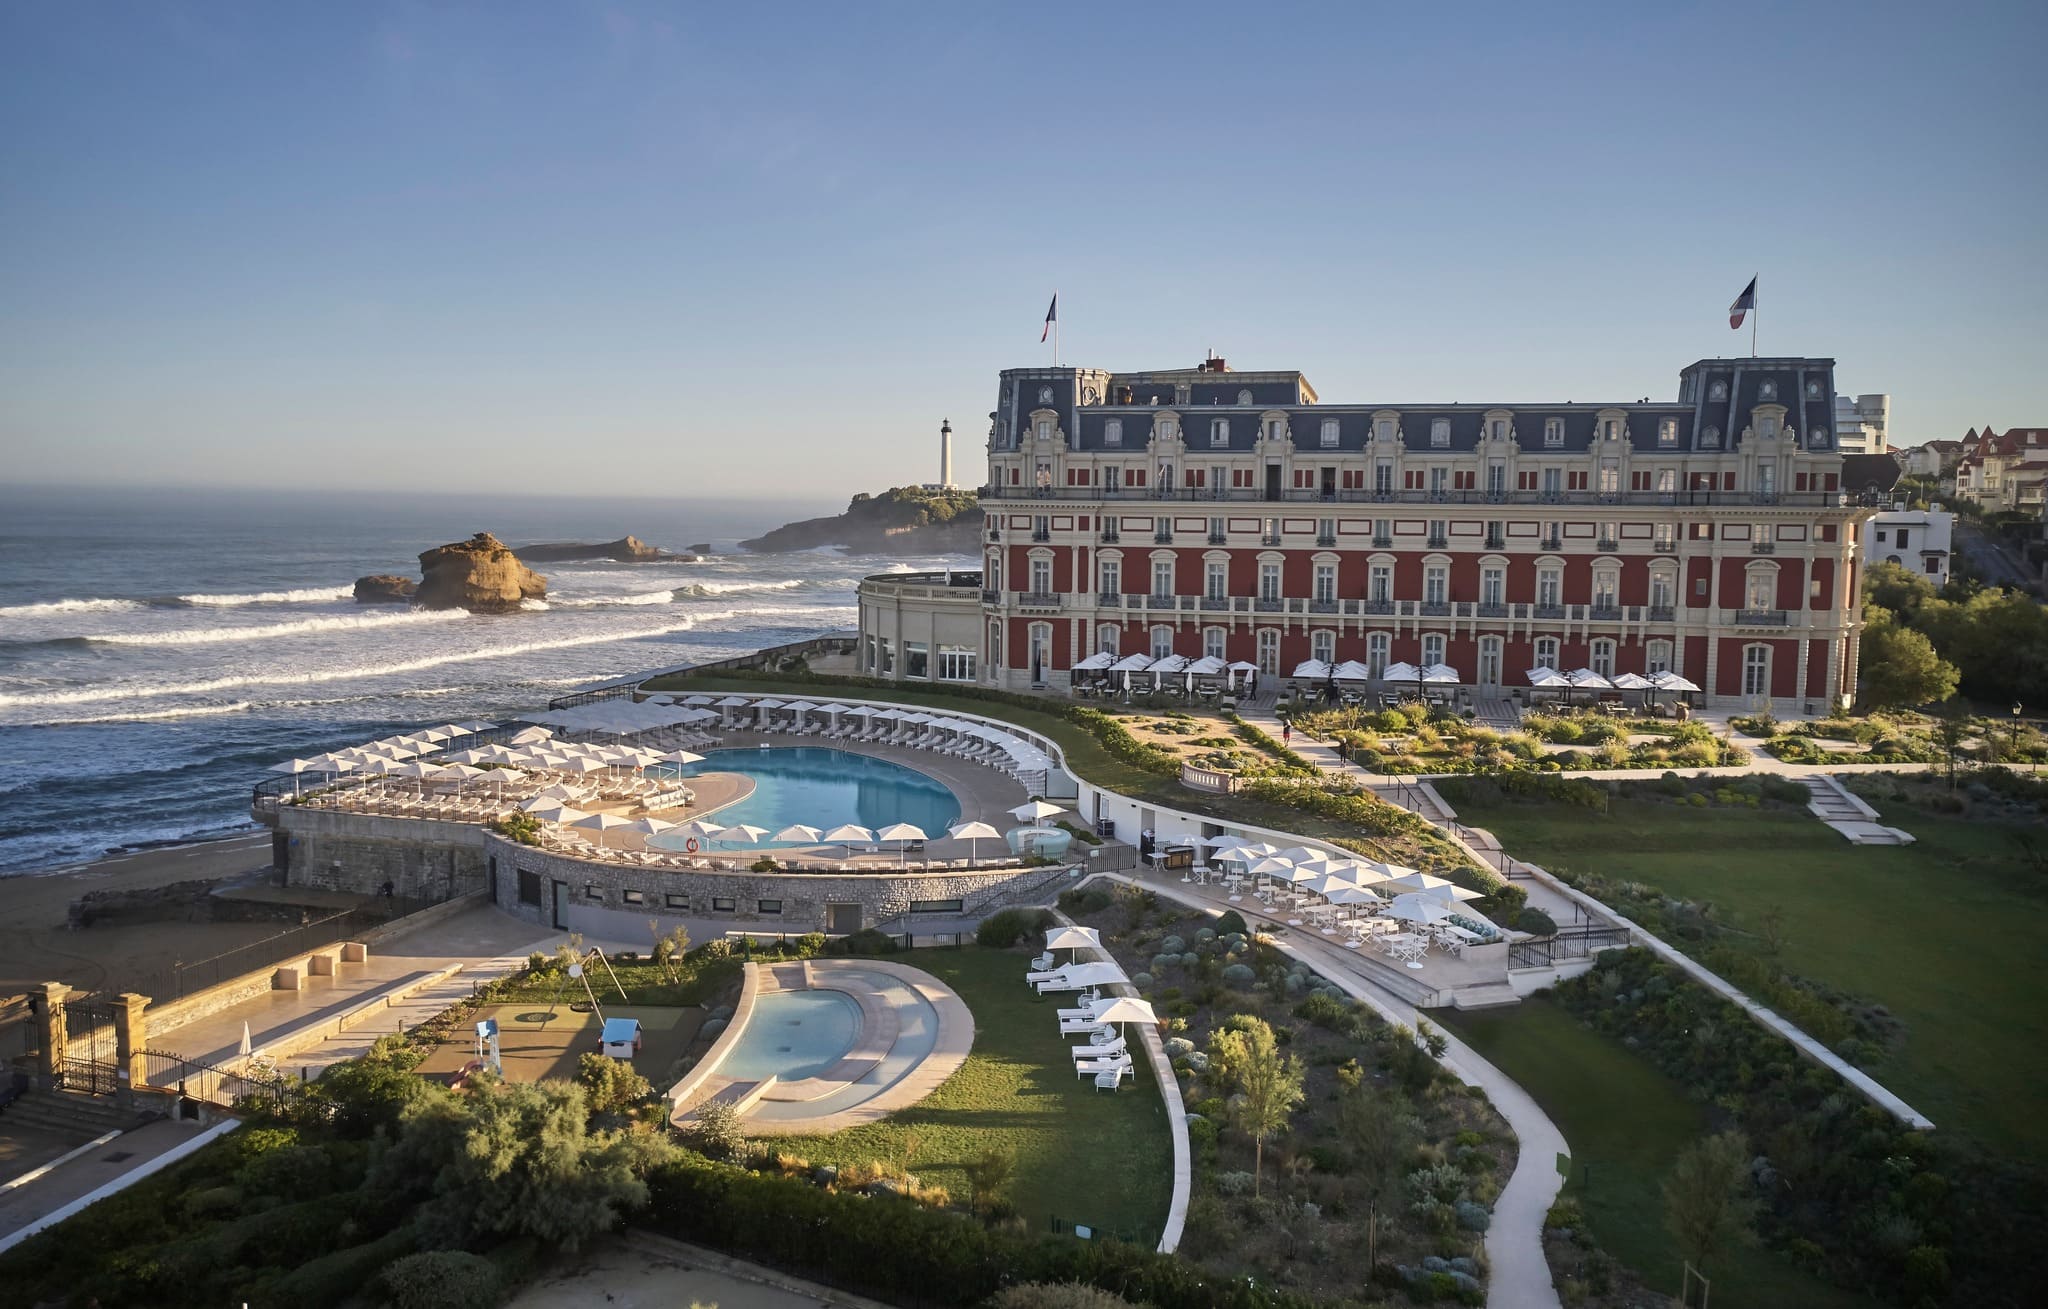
[999,357,1841,457]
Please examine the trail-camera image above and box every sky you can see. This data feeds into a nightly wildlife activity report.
[2,1,2043,499]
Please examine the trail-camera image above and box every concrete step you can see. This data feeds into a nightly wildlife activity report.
[0,1089,145,1138]
[1446,982,1522,1010]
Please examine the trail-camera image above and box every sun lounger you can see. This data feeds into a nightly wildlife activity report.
[1072,1035,1126,1060]
[1073,1053,1132,1079]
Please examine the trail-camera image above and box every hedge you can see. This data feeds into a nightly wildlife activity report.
[642,1153,1314,1309]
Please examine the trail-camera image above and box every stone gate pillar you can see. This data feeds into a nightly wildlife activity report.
[115,992,150,1108]
[34,981,69,1090]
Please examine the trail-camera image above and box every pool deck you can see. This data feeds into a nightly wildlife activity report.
[669,958,973,1135]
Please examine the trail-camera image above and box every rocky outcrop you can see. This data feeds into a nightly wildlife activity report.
[353,574,418,604]
[742,486,981,555]
[414,533,547,612]
[518,535,692,563]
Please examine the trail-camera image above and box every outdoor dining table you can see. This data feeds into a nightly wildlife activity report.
[1380,932,1430,969]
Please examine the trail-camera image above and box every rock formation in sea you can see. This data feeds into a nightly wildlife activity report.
[741,486,980,554]
[352,574,418,604]
[412,532,548,612]
[517,535,694,563]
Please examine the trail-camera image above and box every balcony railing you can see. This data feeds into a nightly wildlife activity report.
[1589,604,1623,621]
[1420,601,1451,616]
[1540,538,1562,550]
[1200,595,1230,611]
[1030,531,1051,542]
[981,484,1853,509]
[1254,597,1284,612]
[1477,602,1509,618]
[980,589,1000,605]
[1099,530,1120,543]
[1097,592,1122,607]
[1154,532,1174,544]
[1426,536,1448,548]
[1207,533,1227,544]
[1484,536,1505,550]
[1653,540,1677,553]
[1316,535,1337,546]
[1372,536,1393,547]
[1364,598,1395,615]
[1596,539,1618,552]
[1752,541,1776,554]
[1648,605,1675,621]
[1309,599,1338,613]
[1261,534,1283,545]
[1734,609,1790,626]
[1018,592,1062,609]
[1534,603,1565,619]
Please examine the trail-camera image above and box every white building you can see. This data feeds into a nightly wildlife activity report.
[1862,504,1953,587]
[1833,393,1891,455]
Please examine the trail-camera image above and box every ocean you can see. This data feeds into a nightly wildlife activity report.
[0,485,970,875]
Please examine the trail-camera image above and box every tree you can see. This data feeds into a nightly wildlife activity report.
[1932,700,1971,790]
[963,1145,1017,1218]
[375,1076,666,1251]
[577,1051,652,1116]
[650,919,692,982]
[1662,1130,1757,1293]
[1343,1087,1421,1270]
[1863,560,1937,620]
[1206,1017,1305,1197]
[1856,607,1959,709]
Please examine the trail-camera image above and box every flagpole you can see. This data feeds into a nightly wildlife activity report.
[1751,275,1758,358]
[1053,290,1060,367]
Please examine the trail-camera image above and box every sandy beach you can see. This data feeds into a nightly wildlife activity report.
[0,834,286,998]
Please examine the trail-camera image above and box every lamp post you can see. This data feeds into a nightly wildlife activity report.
[2013,702,2026,769]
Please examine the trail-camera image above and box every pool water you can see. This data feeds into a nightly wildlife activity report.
[718,988,860,1083]
[653,746,960,846]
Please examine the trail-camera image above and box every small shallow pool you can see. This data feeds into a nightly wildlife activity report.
[651,746,960,847]
[718,988,860,1083]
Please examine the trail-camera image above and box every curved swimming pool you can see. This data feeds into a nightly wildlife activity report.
[718,988,861,1083]
[651,746,960,847]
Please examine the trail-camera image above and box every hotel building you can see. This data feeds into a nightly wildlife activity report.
[858,355,1877,712]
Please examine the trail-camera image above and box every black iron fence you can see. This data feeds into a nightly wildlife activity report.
[1507,925,1631,969]
[138,1048,299,1106]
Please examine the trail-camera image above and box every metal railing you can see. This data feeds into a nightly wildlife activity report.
[980,484,1853,509]
[1508,926,1632,969]
[1733,609,1791,626]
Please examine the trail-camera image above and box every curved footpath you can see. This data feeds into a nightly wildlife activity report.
[1088,873,1566,1309]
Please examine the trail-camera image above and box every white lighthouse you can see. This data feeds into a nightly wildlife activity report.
[939,418,953,488]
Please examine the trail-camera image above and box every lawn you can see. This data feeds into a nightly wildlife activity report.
[1453,795,2048,1159]
[768,947,1175,1243]
[1441,997,1879,1309]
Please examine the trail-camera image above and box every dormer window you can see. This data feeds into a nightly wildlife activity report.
[1811,427,1829,448]
[1430,418,1451,448]
[1174,383,1191,405]
[1375,418,1395,442]
[1702,425,1721,448]
[1544,418,1564,447]
[1104,419,1122,447]
[1038,385,1054,404]
[1036,419,1052,441]
[1759,380,1778,401]
[1758,416,1778,440]
[1264,417,1286,441]
[1489,419,1505,441]
[1806,379,1823,399]
[1658,418,1678,447]
[1155,417,1176,442]
[1237,389,1254,406]
[1320,418,1340,448]
[1709,380,1729,402]
[1210,418,1230,448]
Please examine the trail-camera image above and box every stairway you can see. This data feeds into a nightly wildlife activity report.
[1800,776,1916,845]
[0,1088,146,1138]
[1473,696,1522,732]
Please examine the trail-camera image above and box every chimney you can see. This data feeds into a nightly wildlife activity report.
[939,418,953,488]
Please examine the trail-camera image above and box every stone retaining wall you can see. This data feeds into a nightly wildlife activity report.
[278,806,489,899]
[484,833,1055,933]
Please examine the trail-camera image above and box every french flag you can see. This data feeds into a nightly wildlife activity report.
[1728,277,1757,329]
[1041,293,1057,342]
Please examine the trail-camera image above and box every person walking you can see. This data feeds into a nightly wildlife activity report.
[1281,722,1293,748]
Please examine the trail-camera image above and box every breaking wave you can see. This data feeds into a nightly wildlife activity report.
[177,585,357,606]
[85,610,468,647]
[0,597,145,618]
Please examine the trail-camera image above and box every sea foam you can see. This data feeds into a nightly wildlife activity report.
[177,585,357,606]
[85,609,469,647]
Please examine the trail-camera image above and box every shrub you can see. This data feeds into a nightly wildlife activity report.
[1514,907,1557,937]
[577,1051,652,1115]
[1214,909,1250,937]
[684,1100,747,1162]
[1221,963,1257,989]
[825,928,900,956]
[977,907,1056,948]
[988,1283,1142,1308]
[379,1251,502,1309]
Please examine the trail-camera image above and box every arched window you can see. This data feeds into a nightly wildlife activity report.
[1150,625,1175,659]
[1646,639,1672,674]
[1745,565,1777,611]
[1320,418,1340,448]
[1311,630,1335,664]
[1104,418,1123,446]
[1591,639,1616,677]
[1027,622,1051,683]
[1367,631,1391,677]
[1256,628,1281,675]
[1096,624,1121,656]
[1421,633,1446,667]
[1534,636,1560,670]
[1203,627,1227,660]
